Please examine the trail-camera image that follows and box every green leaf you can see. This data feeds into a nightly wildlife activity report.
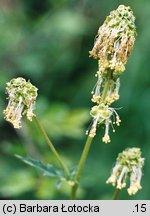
[15,155,65,178]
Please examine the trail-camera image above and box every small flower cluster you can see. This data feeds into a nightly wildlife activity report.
[3,77,38,128]
[91,73,120,105]
[87,5,136,143]
[106,148,144,195]
[86,104,121,143]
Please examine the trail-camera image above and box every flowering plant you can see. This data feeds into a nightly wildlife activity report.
[3,5,144,200]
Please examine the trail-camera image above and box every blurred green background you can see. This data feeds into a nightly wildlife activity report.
[0,0,150,200]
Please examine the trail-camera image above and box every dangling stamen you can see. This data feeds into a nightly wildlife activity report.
[113,78,120,99]
[107,148,144,196]
[102,119,111,143]
[106,163,121,186]
[111,108,121,126]
[127,169,138,195]
[92,76,103,103]
[136,166,142,188]
[117,166,128,189]
[89,114,100,138]
[27,103,35,121]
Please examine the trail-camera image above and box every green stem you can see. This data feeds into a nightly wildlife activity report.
[100,72,111,103]
[71,136,93,199]
[101,79,110,102]
[34,115,70,177]
[112,188,120,200]
[71,72,111,199]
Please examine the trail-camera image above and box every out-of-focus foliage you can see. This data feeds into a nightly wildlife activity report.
[0,0,150,199]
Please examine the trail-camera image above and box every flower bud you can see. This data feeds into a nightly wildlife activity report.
[3,77,38,128]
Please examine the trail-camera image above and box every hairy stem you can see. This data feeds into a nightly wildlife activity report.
[34,115,70,177]
[71,72,111,199]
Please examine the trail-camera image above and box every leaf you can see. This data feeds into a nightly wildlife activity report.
[15,155,65,178]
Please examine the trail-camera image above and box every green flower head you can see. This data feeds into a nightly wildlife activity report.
[3,77,38,128]
[89,5,136,76]
[106,148,144,195]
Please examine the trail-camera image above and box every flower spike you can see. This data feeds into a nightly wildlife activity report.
[89,5,136,76]
[87,5,136,143]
